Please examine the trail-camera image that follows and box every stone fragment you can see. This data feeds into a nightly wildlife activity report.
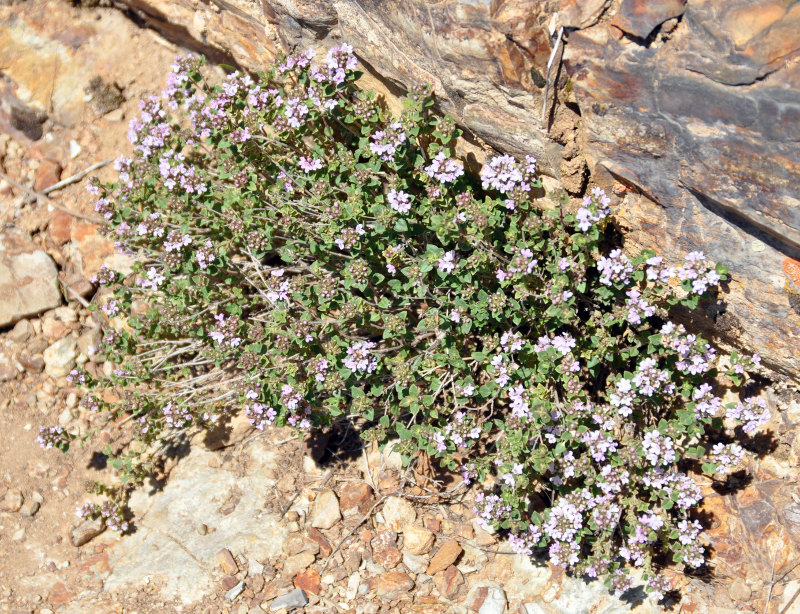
[225,581,245,600]
[306,527,332,556]
[293,568,321,594]
[270,588,308,611]
[402,525,435,555]
[402,551,428,574]
[34,158,62,192]
[0,489,24,512]
[373,545,403,569]
[70,517,105,547]
[310,490,341,529]
[478,586,507,614]
[382,496,416,532]
[346,572,360,601]
[339,481,373,516]
[0,234,62,327]
[9,319,31,341]
[426,540,462,575]
[375,571,414,601]
[283,552,315,578]
[435,565,464,600]
[20,500,40,518]
[216,548,238,575]
[248,558,265,577]
[43,336,77,378]
[728,578,752,602]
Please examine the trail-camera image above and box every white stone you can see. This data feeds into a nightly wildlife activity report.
[310,490,341,529]
[479,586,507,614]
[381,496,416,532]
[43,336,77,378]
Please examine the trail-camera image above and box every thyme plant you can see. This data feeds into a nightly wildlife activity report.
[41,46,769,599]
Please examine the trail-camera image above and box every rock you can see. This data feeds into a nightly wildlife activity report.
[20,500,40,518]
[293,568,321,595]
[435,565,464,601]
[402,551,428,575]
[339,481,373,517]
[728,578,752,602]
[69,140,81,159]
[478,586,507,614]
[48,210,73,246]
[70,517,106,547]
[0,233,62,327]
[373,545,403,569]
[43,336,77,378]
[0,489,24,512]
[402,525,435,555]
[610,0,686,39]
[216,548,238,575]
[283,552,315,578]
[375,572,414,601]
[310,490,340,530]
[270,588,308,611]
[248,558,265,577]
[306,527,332,557]
[33,158,61,192]
[382,496,416,532]
[426,540,463,576]
[9,319,32,342]
[225,581,245,600]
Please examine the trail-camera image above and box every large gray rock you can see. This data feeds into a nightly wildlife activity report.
[0,232,62,327]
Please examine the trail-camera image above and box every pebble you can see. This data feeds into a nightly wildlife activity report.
[402,524,434,555]
[0,488,24,512]
[248,557,265,577]
[197,523,208,535]
[270,588,308,611]
[20,500,40,517]
[479,586,507,614]
[426,540,463,575]
[225,581,245,601]
[43,336,77,378]
[402,551,428,574]
[216,548,238,575]
[381,496,416,532]
[310,490,341,530]
[12,527,26,541]
[69,140,81,159]
[345,572,360,601]
[283,552,315,578]
[70,517,106,547]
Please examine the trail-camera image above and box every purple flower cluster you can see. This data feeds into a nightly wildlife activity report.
[708,442,745,473]
[387,189,412,214]
[37,425,69,450]
[344,341,378,373]
[244,388,277,430]
[659,322,716,375]
[472,492,511,531]
[509,524,543,556]
[726,396,770,434]
[597,249,634,286]
[162,402,192,428]
[534,332,576,356]
[281,384,312,429]
[440,411,481,449]
[479,154,536,194]
[424,151,464,184]
[438,250,456,274]
[370,121,407,161]
[209,313,242,348]
[624,288,655,325]
[266,269,290,303]
[335,224,365,250]
[158,151,207,194]
[643,468,702,509]
[641,430,677,466]
[676,251,721,295]
[78,500,130,533]
[575,187,611,231]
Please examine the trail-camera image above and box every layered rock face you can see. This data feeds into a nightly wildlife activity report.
[41,0,800,377]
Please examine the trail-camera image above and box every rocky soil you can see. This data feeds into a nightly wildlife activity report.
[1,2,800,614]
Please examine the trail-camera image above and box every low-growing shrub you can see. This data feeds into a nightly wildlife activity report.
[43,45,769,599]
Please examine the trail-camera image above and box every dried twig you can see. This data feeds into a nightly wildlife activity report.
[0,170,103,224]
[541,26,565,126]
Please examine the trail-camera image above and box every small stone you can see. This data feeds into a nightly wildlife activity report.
[9,319,31,341]
[270,588,308,611]
[426,540,462,575]
[306,527,332,556]
[34,159,62,193]
[435,565,464,600]
[283,552,315,578]
[373,546,403,569]
[402,525,434,555]
[12,527,25,541]
[197,523,208,535]
[382,496,416,532]
[216,548,238,575]
[43,336,77,378]
[339,482,373,516]
[0,489,24,512]
[728,579,752,602]
[225,581,245,601]
[20,500,40,517]
[346,572,360,601]
[69,140,81,159]
[478,586,507,614]
[310,490,341,529]
[248,558,265,577]
[402,551,428,574]
[294,569,321,595]
[375,572,414,601]
[70,517,105,547]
